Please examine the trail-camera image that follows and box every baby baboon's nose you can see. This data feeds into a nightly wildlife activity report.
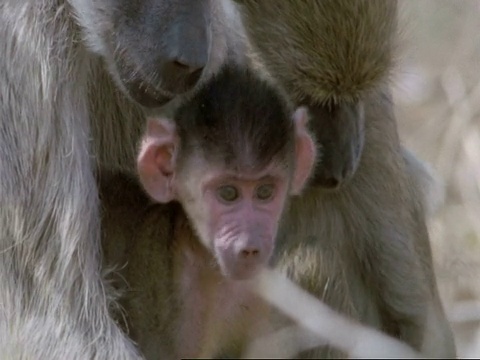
[240,247,260,258]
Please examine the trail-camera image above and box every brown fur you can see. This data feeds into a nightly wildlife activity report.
[235,0,397,104]
[265,86,455,358]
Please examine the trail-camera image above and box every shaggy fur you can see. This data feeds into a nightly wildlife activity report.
[0,0,244,358]
[235,0,398,105]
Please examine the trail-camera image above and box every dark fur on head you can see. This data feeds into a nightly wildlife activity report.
[174,64,295,171]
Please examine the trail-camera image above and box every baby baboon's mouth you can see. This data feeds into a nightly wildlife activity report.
[224,263,264,281]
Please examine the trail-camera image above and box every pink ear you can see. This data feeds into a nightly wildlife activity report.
[291,107,317,195]
[137,118,178,203]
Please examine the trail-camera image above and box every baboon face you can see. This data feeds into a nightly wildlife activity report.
[70,0,231,107]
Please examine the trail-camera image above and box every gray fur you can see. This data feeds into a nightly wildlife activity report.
[0,0,244,358]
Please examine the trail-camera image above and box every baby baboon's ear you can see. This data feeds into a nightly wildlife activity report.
[291,107,317,195]
[137,118,179,203]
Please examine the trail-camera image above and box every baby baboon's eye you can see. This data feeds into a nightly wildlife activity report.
[255,184,275,201]
[217,185,240,203]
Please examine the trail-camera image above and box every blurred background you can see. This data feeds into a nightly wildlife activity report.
[395,1,480,357]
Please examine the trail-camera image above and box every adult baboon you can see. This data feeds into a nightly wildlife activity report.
[232,0,456,357]
[0,1,246,359]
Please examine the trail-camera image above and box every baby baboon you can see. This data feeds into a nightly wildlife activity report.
[101,64,317,359]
